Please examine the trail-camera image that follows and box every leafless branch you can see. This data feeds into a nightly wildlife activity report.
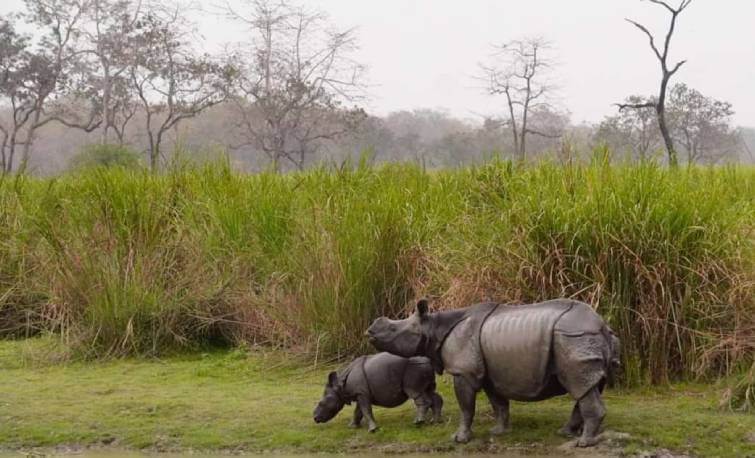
[626,19,663,61]
[617,102,656,111]
[525,128,562,139]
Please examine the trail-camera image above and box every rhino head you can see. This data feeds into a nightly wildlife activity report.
[366,299,430,358]
[313,371,347,423]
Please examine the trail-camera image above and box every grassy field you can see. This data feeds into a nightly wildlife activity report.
[0,339,753,457]
[0,160,752,386]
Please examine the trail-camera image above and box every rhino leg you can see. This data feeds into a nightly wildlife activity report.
[411,393,432,424]
[483,385,510,435]
[552,331,610,446]
[557,402,583,437]
[349,405,363,428]
[357,395,379,433]
[430,392,443,423]
[452,375,479,443]
[575,386,605,447]
[404,381,431,424]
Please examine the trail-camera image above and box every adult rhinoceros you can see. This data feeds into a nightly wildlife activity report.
[366,298,619,447]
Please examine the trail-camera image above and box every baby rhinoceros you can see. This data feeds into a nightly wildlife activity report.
[313,352,443,432]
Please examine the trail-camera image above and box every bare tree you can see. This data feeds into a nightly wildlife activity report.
[479,37,561,160]
[128,4,231,170]
[618,0,693,167]
[226,0,366,171]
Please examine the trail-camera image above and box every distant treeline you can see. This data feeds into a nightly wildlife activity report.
[19,103,755,175]
[2,1,752,176]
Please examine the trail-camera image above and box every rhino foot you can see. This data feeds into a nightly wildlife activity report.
[368,424,379,433]
[576,435,600,447]
[558,426,581,438]
[452,428,472,443]
[490,424,511,436]
[349,421,361,429]
[413,417,426,426]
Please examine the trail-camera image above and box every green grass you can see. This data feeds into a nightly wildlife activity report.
[0,339,752,457]
[0,159,753,385]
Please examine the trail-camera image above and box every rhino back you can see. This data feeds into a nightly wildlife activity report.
[480,301,575,400]
[362,353,410,407]
[552,301,606,334]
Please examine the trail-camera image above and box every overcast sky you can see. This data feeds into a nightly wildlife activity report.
[3,0,754,126]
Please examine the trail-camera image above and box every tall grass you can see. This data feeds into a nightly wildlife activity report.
[0,158,752,384]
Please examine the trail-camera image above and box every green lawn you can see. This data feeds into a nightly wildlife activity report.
[0,339,752,457]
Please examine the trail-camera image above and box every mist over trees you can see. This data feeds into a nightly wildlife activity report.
[596,83,742,163]
[224,0,367,172]
[0,0,751,175]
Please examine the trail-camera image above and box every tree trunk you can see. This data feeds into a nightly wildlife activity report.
[148,131,158,172]
[504,90,520,160]
[19,109,42,175]
[102,62,111,145]
[520,109,528,161]
[7,129,18,174]
[657,77,677,167]
[0,131,7,174]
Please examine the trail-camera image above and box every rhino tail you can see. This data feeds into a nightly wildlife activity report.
[602,325,621,386]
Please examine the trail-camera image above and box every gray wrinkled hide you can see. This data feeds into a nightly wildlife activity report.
[366,298,619,446]
[441,300,609,400]
[313,352,442,430]
[343,353,435,407]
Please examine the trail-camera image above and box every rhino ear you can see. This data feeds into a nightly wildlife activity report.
[327,371,338,387]
[416,299,429,317]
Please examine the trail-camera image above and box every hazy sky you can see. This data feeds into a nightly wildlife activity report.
[3,0,755,126]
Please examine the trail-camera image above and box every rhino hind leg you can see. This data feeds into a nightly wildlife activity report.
[557,402,583,437]
[357,396,379,433]
[553,332,609,399]
[483,384,511,435]
[553,332,610,447]
[575,386,605,447]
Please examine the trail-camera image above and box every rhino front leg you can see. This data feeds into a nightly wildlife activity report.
[357,396,379,433]
[576,387,605,447]
[349,405,363,428]
[452,375,478,443]
[484,386,510,435]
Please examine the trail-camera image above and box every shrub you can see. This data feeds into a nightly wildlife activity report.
[68,144,144,172]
